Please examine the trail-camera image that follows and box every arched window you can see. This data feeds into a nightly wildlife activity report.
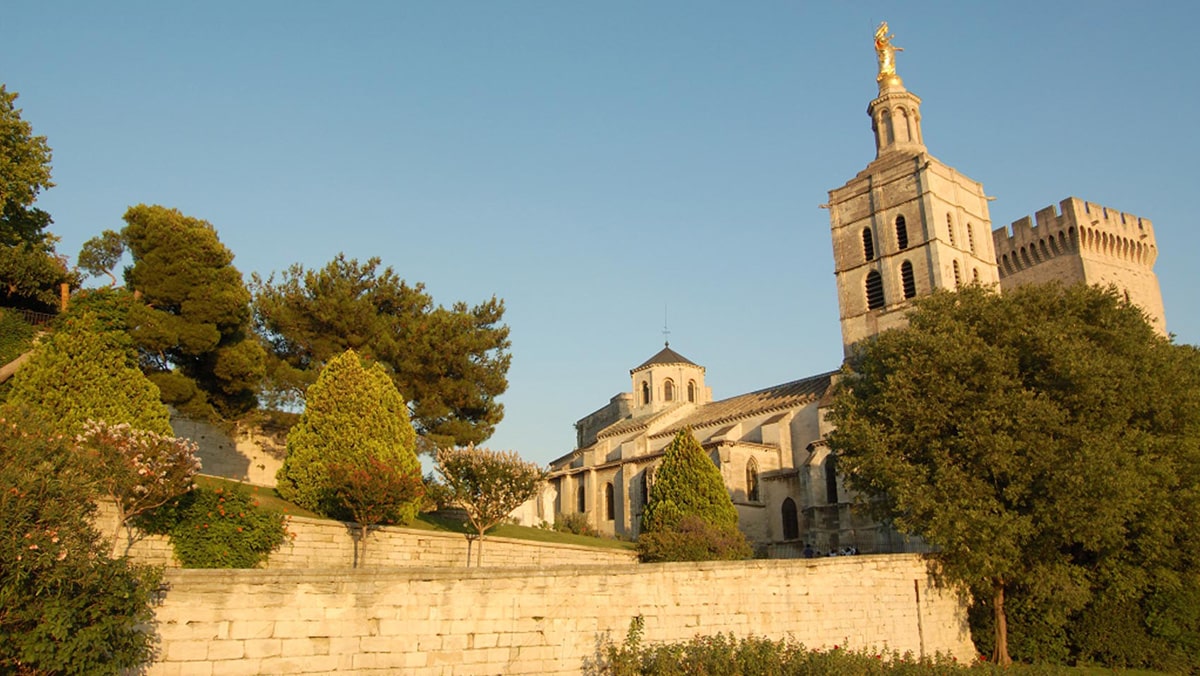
[641,381,650,405]
[604,483,615,521]
[967,222,976,253]
[946,214,956,247]
[782,498,799,541]
[900,260,916,299]
[972,267,980,283]
[577,484,586,513]
[663,379,674,402]
[745,458,760,502]
[953,260,962,288]
[895,215,909,250]
[866,270,885,310]
[862,227,875,261]
[687,380,696,403]
[825,454,839,505]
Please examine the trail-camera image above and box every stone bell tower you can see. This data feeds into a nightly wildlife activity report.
[827,22,1000,352]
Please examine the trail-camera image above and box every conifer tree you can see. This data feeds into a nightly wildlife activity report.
[7,312,172,435]
[277,349,422,522]
[638,428,750,561]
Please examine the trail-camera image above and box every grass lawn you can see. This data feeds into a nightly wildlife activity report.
[193,474,634,551]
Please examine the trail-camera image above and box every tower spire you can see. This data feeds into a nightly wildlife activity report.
[868,22,924,157]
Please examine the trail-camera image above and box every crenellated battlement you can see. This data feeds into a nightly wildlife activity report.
[991,197,1157,277]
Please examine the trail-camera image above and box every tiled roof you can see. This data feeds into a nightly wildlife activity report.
[649,371,836,439]
[596,403,687,439]
[631,344,699,372]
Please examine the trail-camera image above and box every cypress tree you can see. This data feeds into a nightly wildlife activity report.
[276,349,421,521]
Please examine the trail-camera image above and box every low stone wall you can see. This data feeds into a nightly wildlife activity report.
[149,555,974,674]
[97,501,637,569]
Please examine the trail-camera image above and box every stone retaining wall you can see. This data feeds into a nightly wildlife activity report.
[149,555,973,674]
[97,501,637,569]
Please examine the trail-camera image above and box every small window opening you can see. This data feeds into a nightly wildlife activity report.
[605,483,615,521]
[862,228,875,261]
[900,260,916,299]
[866,270,885,310]
[895,215,909,250]
[746,458,760,502]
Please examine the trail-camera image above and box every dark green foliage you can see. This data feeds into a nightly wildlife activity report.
[7,311,172,435]
[635,515,753,563]
[0,408,160,674]
[252,254,511,448]
[136,485,288,568]
[637,429,749,562]
[0,240,74,312]
[277,350,422,520]
[0,309,33,364]
[829,283,1200,669]
[121,204,265,418]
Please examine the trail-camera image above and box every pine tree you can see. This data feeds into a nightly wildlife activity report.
[277,349,422,521]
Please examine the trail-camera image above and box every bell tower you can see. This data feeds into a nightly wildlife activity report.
[827,22,1000,353]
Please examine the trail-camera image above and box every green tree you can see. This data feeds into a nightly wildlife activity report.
[77,229,125,287]
[638,428,751,562]
[327,458,424,567]
[435,445,546,566]
[7,312,172,435]
[0,84,73,312]
[252,254,511,448]
[277,349,423,521]
[121,204,264,418]
[0,408,160,675]
[828,284,1200,669]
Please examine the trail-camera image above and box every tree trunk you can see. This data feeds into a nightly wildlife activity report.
[475,532,484,567]
[991,579,1011,666]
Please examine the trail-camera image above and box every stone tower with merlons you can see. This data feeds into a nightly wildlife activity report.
[827,22,999,352]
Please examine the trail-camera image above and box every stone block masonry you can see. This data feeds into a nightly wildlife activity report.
[148,555,975,675]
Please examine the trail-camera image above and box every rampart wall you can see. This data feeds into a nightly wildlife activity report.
[148,555,975,675]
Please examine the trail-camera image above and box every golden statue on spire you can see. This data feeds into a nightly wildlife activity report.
[874,21,903,84]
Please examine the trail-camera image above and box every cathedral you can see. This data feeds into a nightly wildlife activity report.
[537,24,1167,555]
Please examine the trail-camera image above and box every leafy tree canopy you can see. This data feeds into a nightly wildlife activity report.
[277,349,422,521]
[252,254,511,448]
[828,283,1200,668]
[77,229,124,287]
[7,311,172,436]
[0,85,73,312]
[120,204,264,418]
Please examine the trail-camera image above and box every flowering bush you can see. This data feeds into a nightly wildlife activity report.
[137,485,290,568]
[76,419,201,556]
[0,411,160,674]
[436,445,546,565]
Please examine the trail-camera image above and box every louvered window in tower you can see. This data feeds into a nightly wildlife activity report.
[947,214,956,246]
[862,228,875,261]
[866,270,885,310]
[953,260,962,288]
[901,260,916,299]
[967,223,976,253]
[896,215,909,250]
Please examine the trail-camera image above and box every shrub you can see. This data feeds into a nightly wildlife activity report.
[636,515,753,563]
[0,310,33,365]
[0,409,160,674]
[137,485,289,568]
[554,512,598,537]
[277,350,421,519]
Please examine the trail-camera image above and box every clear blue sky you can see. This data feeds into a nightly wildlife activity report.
[5,2,1198,465]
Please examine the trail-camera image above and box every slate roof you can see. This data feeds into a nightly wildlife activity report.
[631,344,699,373]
